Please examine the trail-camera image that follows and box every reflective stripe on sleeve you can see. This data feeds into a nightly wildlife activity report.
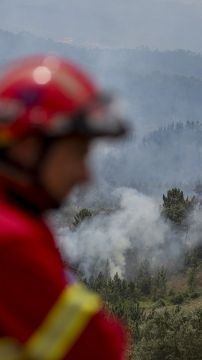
[23,282,102,360]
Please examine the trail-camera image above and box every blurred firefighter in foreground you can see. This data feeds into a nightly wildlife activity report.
[0,55,128,359]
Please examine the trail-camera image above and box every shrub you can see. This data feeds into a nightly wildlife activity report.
[170,292,187,305]
[189,291,200,299]
[152,298,166,309]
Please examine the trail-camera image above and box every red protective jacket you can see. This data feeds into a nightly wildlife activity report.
[0,189,126,359]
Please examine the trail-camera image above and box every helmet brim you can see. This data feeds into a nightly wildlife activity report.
[45,93,129,139]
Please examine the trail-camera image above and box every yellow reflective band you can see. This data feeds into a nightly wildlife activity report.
[0,338,21,360]
[23,283,102,360]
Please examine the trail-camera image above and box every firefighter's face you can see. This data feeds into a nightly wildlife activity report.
[39,136,92,202]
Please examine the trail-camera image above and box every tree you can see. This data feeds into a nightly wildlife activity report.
[152,267,167,300]
[72,208,92,227]
[162,188,195,226]
[137,260,152,296]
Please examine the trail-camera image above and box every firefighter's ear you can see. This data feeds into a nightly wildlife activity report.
[7,136,43,168]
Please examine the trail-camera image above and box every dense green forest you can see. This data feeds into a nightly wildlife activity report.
[71,188,202,359]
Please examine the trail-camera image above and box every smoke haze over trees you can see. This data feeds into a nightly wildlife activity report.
[2,30,202,195]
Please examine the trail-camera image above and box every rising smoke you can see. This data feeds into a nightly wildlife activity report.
[55,186,202,278]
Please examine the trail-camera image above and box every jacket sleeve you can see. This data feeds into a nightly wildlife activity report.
[0,235,127,360]
[66,310,127,360]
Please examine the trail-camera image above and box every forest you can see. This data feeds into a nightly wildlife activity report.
[63,188,202,359]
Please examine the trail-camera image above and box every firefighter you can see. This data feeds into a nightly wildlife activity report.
[0,55,128,359]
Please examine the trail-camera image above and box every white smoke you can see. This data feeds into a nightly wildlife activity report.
[54,186,202,278]
[57,188,172,277]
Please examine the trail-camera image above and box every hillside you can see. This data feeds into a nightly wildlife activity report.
[2,30,202,136]
[1,29,202,77]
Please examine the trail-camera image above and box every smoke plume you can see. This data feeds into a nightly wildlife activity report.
[56,187,202,278]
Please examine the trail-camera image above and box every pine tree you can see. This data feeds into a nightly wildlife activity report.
[162,188,195,226]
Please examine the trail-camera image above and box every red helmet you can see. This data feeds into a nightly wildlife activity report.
[0,55,127,147]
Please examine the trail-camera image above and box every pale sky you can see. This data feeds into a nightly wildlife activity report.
[1,0,202,52]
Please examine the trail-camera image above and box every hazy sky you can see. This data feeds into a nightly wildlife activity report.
[1,0,202,52]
